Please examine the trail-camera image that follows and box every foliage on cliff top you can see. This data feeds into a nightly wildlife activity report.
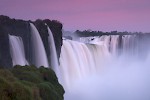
[0,65,64,100]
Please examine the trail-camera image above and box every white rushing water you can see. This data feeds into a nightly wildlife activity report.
[59,35,150,100]
[30,23,49,67]
[59,39,111,88]
[47,26,59,74]
[9,35,28,66]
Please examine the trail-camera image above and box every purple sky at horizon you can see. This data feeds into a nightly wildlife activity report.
[0,0,150,32]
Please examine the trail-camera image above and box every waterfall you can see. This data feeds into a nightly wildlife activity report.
[59,39,111,87]
[47,26,59,73]
[30,23,49,67]
[59,35,150,100]
[9,35,28,66]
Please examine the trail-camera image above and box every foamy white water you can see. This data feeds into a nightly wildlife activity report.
[47,26,59,73]
[59,35,150,100]
[9,35,28,66]
[59,39,111,88]
[30,23,49,67]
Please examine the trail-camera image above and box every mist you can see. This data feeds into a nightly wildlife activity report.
[64,54,150,100]
[59,36,150,100]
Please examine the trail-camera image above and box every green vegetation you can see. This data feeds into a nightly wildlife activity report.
[75,30,146,37]
[0,65,64,100]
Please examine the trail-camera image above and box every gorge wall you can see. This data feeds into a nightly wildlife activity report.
[0,15,62,68]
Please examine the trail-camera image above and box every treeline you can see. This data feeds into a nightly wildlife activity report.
[75,30,149,37]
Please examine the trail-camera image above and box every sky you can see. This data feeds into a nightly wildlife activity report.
[0,0,150,32]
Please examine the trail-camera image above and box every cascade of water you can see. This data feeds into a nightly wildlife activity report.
[30,23,49,67]
[79,35,119,55]
[59,35,150,100]
[79,35,139,56]
[109,35,119,55]
[59,39,111,88]
[9,35,28,66]
[47,26,59,73]
[122,35,139,59]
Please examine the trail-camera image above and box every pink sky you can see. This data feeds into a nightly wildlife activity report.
[0,0,150,32]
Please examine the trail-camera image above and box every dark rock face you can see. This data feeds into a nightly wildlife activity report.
[0,15,32,67]
[0,15,63,68]
[0,32,12,68]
